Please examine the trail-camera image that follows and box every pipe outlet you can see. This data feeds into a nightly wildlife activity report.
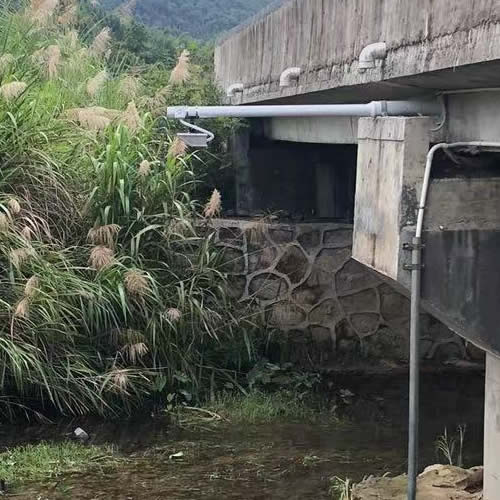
[358,42,387,72]
[226,83,244,97]
[280,67,301,87]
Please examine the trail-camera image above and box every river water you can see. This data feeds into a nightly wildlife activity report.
[0,372,485,499]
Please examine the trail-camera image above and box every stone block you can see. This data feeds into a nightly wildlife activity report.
[221,248,245,274]
[323,229,353,247]
[309,298,343,326]
[339,289,379,314]
[248,245,278,273]
[350,313,381,337]
[249,273,288,300]
[275,245,309,284]
[316,247,351,275]
[297,229,321,251]
[269,301,307,327]
[336,259,380,295]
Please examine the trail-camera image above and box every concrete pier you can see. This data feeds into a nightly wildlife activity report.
[485,352,500,499]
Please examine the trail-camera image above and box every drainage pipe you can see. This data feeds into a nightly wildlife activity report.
[358,42,387,72]
[407,141,500,500]
[167,99,441,120]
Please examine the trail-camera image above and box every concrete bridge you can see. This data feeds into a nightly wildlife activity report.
[213,0,500,497]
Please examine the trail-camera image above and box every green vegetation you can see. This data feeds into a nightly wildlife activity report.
[208,390,319,424]
[0,441,119,486]
[100,0,279,40]
[329,476,354,500]
[0,1,255,420]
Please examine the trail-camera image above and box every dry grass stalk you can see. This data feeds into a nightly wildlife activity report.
[124,269,149,297]
[0,214,10,232]
[7,198,21,215]
[152,85,171,110]
[121,342,148,364]
[29,0,59,23]
[118,76,141,99]
[79,110,111,130]
[21,225,33,241]
[166,307,181,322]
[169,50,190,85]
[120,101,142,133]
[45,45,61,78]
[86,70,108,97]
[32,45,61,78]
[0,82,27,100]
[90,27,112,57]
[89,245,114,270]
[87,224,120,248]
[204,189,222,218]
[65,30,79,48]
[14,297,30,319]
[168,137,187,158]
[66,107,120,131]
[24,276,40,298]
[109,368,130,393]
[0,54,14,76]
[10,248,35,269]
[138,160,151,177]
[57,3,77,25]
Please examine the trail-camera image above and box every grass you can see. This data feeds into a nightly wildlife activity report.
[208,390,324,424]
[0,441,120,488]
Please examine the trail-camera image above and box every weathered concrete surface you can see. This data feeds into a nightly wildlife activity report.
[213,219,478,369]
[353,117,431,282]
[447,90,500,142]
[215,0,500,105]
[484,353,500,499]
[352,465,483,500]
[263,116,358,144]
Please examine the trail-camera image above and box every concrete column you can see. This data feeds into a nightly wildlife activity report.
[484,352,500,499]
[353,116,431,285]
[231,128,253,216]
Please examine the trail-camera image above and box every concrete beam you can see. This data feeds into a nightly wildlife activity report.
[216,0,500,105]
[484,352,500,499]
[263,116,358,144]
[447,91,500,142]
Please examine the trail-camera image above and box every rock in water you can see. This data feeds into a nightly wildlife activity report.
[352,464,483,500]
[73,427,90,443]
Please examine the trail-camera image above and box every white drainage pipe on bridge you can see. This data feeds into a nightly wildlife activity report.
[226,83,244,97]
[166,99,441,146]
[358,42,387,72]
[406,141,500,500]
[167,98,441,120]
[279,67,302,87]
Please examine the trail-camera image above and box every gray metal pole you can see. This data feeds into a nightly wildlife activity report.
[407,236,422,500]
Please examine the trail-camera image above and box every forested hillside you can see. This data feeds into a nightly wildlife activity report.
[101,0,279,40]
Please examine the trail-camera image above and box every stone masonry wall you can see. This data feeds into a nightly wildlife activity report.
[213,219,483,369]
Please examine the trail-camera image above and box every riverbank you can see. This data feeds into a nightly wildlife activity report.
[0,372,484,499]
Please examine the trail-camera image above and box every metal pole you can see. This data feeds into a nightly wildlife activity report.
[407,236,422,500]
